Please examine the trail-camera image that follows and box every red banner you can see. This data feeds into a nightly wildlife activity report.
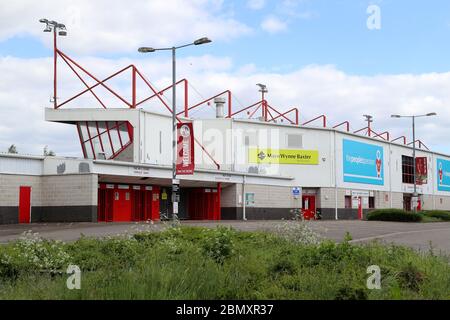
[176,122,195,175]
[416,157,428,185]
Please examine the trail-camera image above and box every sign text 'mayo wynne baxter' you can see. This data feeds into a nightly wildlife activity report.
[248,148,319,165]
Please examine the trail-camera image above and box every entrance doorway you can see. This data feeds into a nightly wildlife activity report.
[187,188,221,220]
[302,195,316,220]
[97,184,160,222]
[19,186,31,224]
[403,195,412,211]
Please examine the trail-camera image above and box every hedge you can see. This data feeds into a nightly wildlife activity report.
[366,209,422,222]
[421,210,450,221]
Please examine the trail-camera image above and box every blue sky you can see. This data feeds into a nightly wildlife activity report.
[1,0,450,156]
[2,1,450,75]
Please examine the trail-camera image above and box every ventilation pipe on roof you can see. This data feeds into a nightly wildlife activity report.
[214,97,226,118]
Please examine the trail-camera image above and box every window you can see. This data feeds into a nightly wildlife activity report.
[287,134,302,148]
[402,155,415,184]
[369,196,375,209]
[77,121,132,160]
[345,196,352,209]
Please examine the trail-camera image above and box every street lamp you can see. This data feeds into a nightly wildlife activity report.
[39,18,67,108]
[391,112,437,212]
[138,37,212,221]
[256,84,268,120]
[363,114,373,136]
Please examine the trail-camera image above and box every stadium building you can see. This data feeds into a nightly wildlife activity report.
[1,35,450,224]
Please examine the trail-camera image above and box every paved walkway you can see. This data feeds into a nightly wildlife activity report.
[0,220,449,255]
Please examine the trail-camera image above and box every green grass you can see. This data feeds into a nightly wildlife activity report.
[0,225,449,300]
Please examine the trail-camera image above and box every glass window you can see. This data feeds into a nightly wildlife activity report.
[287,134,302,148]
[402,155,414,184]
[84,141,94,159]
[108,123,122,153]
[100,132,113,159]
[118,122,129,144]
[91,136,103,158]
[79,122,89,142]
[97,121,107,135]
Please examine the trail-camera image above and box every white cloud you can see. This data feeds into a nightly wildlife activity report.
[0,0,252,54]
[261,16,288,34]
[1,56,450,156]
[247,0,266,10]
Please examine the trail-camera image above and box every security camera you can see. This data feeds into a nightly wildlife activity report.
[39,18,48,23]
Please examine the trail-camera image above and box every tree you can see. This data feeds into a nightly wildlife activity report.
[43,145,56,156]
[7,144,18,154]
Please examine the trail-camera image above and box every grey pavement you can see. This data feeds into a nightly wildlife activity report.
[0,220,449,255]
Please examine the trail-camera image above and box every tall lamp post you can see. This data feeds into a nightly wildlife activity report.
[391,112,437,212]
[138,37,212,220]
[39,19,67,108]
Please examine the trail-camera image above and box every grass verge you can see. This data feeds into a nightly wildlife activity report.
[0,224,449,300]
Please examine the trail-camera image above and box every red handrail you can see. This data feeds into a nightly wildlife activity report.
[371,130,390,141]
[408,139,429,151]
[267,106,298,125]
[177,90,232,117]
[303,115,327,128]
[391,136,407,145]
[333,121,350,132]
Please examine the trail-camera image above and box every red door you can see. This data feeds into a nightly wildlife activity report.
[302,195,316,220]
[357,197,363,220]
[19,186,31,224]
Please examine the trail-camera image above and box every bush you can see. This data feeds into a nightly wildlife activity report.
[366,209,422,222]
[397,263,425,292]
[421,210,450,221]
[200,226,235,264]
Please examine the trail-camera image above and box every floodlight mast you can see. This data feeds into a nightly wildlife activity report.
[39,18,67,108]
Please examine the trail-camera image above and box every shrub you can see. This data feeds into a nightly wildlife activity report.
[421,210,450,221]
[366,209,422,222]
[273,220,322,245]
[200,226,235,264]
[269,258,297,276]
[397,263,425,292]
[0,231,71,280]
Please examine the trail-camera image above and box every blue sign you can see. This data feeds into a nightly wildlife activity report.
[343,139,384,185]
[437,158,450,192]
[292,187,301,196]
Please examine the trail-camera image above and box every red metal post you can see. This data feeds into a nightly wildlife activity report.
[295,108,299,125]
[228,91,232,118]
[53,29,57,109]
[132,66,136,108]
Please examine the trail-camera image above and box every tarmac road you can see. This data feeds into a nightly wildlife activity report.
[0,220,449,255]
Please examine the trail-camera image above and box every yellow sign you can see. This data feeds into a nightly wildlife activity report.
[248,148,319,165]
